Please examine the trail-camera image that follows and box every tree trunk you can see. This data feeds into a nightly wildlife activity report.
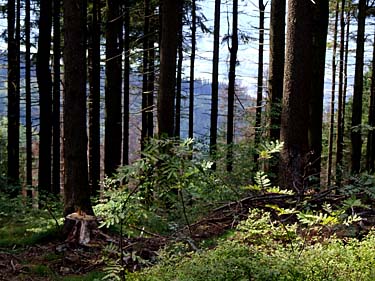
[209,0,221,167]
[52,0,61,195]
[342,6,350,146]
[88,0,101,194]
[226,0,238,172]
[142,0,151,147]
[280,0,314,195]
[123,1,130,166]
[268,0,285,141]
[37,0,53,193]
[366,30,375,172]
[105,0,123,176]
[307,0,328,187]
[158,0,180,137]
[25,0,32,194]
[327,1,339,187]
[254,0,265,155]
[63,0,93,216]
[351,0,366,174]
[336,0,347,185]
[189,0,197,139]
[7,0,19,193]
[175,0,183,138]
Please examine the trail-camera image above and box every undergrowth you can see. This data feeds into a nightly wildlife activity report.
[127,209,375,281]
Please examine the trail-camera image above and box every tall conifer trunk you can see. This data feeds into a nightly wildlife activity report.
[366,31,375,172]
[268,0,285,141]
[254,0,265,155]
[123,1,130,165]
[226,0,238,172]
[189,0,197,139]
[7,0,20,193]
[52,0,61,195]
[327,1,339,187]
[280,0,314,194]
[336,0,347,184]
[88,0,101,194]
[63,0,93,216]
[158,0,180,137]
[308,0,328,187]
[105,0,123,176]
[37,0,53,193]
[25,0,32,194]
[351,0,366,174]
[210,0,221,168]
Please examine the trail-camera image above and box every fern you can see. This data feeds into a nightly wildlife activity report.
[258,140,284,160]
[254,171,271,189]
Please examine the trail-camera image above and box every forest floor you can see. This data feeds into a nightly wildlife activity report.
[1,192,375,280]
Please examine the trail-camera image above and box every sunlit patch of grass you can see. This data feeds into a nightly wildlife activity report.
[0,222,61,248]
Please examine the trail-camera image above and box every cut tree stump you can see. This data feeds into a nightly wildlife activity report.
[64,211,97,246]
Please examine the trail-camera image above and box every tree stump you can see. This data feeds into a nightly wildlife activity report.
[64,211,97,246]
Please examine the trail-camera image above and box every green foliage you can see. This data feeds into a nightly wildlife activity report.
[127,209,375,281]
[257,140,284,160]
[0,192,63,248]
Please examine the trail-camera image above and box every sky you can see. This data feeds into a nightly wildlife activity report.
[184,0,271,94]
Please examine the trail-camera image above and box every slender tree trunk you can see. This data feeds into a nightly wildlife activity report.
[88,0,101,194]
[7,0,20,193]
[280,0,314,194]
[366,30,375,172]
[351,0,366,174]
[268,0,285,141]
[52,0,61,195]
[105,0,123,176]
[142,0,151,148]
[158,0,180,137]
[63,0,93,216]
[147,37,155,138]
[254,0,265,153]
[342,6,350,141]
[336,0,347,185]
[226,0,238,172]
[25,0,32,194]
[123,1,130,166]
[327,1,339,187]
[210,0,221,167]
[189,0,197,139]
[37,0,53,193]
[175,0,183,137]
[307,0,328,187]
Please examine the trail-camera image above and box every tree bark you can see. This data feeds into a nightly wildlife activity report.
[268,0,285,141]
[209,0,221,167]
[105,0,123,176]
[37,0,53,193]
[327,1,339,187]
[189,0,197,139]
[123,0,130,166]
[351,0,366,174]
[280,0,314,194]
[254,0,265,155]
[52,0,61,195]
[88,0,101,194]
[25,0,32,194]
[366,30,375,173]
[226,0,238,172]
[157,0,180,137]
[308,0,328,187]
[175,0,183,138]
[63,0,93,216]
[336,0,347,185]
[7,0,20,193]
